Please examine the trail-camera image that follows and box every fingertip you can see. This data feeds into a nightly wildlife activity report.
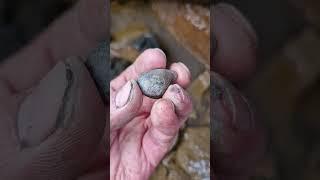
[163,84,193,119]
[153,48,167,59]
[153,99,175,116]
[151,99,178,128]
[136,48,167,70]
[170,62,191,88]
[110,80,143,130]
[119,80,143,111]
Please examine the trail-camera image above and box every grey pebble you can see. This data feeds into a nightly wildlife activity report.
[137,69,177,99]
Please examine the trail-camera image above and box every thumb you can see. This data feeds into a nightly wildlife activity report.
[3,57,106,179]
[110,80,142,131]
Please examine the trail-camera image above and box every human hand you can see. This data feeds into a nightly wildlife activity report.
[0,0,107,179]
[212,3,266,180]
[110,49,193,180]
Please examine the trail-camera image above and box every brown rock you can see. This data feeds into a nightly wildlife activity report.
[176,127,210,180]
[152,1,210,67]
[187,71,210,126]
[151,152,190,180]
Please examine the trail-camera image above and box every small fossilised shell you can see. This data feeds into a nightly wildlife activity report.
[137,69,177,99]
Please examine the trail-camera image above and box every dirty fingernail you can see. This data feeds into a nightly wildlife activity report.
[166,84,186,105]
[115,81,133,108]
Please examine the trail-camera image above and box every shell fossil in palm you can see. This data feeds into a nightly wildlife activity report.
[137,69,177,99]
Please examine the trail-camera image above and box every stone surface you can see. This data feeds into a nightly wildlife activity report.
[152,1,210,67]
[111,31,160,62]
[187,71,210,126]
[151,127,210,180]
[111,23,151,62]
[137,69,177,99]
[111,1,205,79]
[176,127,210,180]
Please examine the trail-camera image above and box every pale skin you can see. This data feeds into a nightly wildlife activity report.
[110,49,193,180]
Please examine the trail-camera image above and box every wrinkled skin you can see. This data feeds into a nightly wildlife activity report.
[110,49,193,180]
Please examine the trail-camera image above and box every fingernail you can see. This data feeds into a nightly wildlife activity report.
[177,62,191,81]
[177,62,189,73]
[165,84,192,119]
[168,84,184,102]
[211,72,254,132]
[153,48,166,58]
[115,81,133,108]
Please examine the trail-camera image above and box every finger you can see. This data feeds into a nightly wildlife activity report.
[212,3,257,82]
[211,72,265,178]
[111,48,167,91]
[143,88,192,167]
[169,62,192,88]
[0,0,107,93]
[143,99,179,167]
[110,80,143,131]
[162,84,193,120]
[1,58,106,179]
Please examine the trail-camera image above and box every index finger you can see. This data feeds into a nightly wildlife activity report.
[110,48,167,91]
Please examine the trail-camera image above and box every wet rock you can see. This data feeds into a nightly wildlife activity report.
[137,69,177,99]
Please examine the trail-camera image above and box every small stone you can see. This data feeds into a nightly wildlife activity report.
[137,69,177,99]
